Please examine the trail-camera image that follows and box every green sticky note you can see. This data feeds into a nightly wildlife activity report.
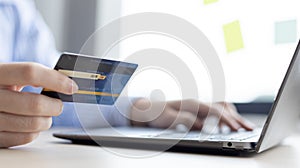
[275,20,297,44]
[223,20,244,53]
[204,0,218,5]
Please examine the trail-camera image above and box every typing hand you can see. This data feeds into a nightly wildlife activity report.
[0,63,78,148]
[130,98,254,131]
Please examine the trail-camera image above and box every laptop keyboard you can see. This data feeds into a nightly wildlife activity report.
[147,128,261,141]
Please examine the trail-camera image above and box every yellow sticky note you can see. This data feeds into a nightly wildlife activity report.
[204,0,218,5]
[223,20,244,53]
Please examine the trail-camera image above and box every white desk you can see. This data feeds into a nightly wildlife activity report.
[1,128,300,168]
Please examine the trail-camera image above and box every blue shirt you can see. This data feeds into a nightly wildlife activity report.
[0,0,58,66]
[0,0,132,128]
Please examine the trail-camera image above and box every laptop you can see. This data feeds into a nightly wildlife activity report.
[53,41,300,154]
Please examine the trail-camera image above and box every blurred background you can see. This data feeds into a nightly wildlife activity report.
[34,0,121,54]
[34,0,300,105]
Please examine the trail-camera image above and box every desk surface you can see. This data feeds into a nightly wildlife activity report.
[1,128,300,168]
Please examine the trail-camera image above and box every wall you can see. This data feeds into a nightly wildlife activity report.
[34,0,121,55]
[35,0,299,102]
[120,0,299,102]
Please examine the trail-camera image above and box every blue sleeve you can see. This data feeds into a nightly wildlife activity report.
[10,0,59,67]
[52,97,138,128]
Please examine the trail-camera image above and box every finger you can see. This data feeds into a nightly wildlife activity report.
[0,90,63,116]
[0,132,39,148]
[207,103,243,131]
[170,110,204,130]
[0,85,23,91]
[0,112,52,132]
[236,118,255,131]
[168,100,239,130]
[228,113,255,131]
[218,113,241,131]
[0,63,78,95]
[224,103,255,131]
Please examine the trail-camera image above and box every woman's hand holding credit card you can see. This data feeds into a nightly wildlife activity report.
[41,53,138,105]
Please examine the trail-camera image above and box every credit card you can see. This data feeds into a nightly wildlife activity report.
[41,53,138,105]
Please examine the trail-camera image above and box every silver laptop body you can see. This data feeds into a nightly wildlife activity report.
[54,41,300,154]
